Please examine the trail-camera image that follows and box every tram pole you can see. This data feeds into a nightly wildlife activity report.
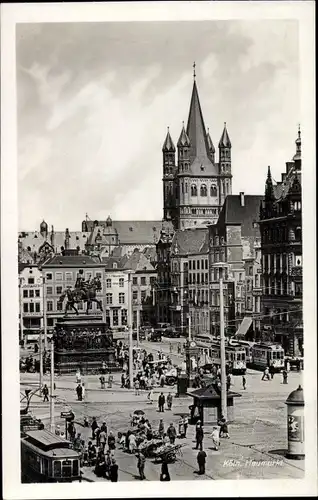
[127,271,133,389]
[50,340,55,433]
[219,267,227,420]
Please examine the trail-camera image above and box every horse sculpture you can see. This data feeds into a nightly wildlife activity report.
[58,276,103,315]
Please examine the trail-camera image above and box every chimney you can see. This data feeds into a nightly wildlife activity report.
[239,192,245,207]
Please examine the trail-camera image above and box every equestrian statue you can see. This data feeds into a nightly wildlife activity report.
[58,270,103,315]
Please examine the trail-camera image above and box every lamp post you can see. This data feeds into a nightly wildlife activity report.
[127,270,133,389]
[50,340,55,433]
[19,277,25,344]
[212,262,229,420]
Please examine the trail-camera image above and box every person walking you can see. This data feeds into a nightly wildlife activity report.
[121,372,126,388]
[108,431,116,451]
[262,366,270,381]
[137,450,146,480]
[210,426,220,450]
[183,415,189,437]
[76,369,81,384]
[107,374,113,388]
[226,374,231,391]
[128,432,137,454]
[158,392,165,412]
[76,384,83,401]
[109,458,118,482]
[91,417,98,440]
[42,384,49,402]
[166,392,173,410]
[218,415,230,438]
[99,429,107,452]
[99,375,106,389]
[167,423,177,444]
[134,379,140,396]
[81,383,86,400]
[178,418,185,438]
[160,460,171,481]
[195,421,204,451]
[282,369,288,384]
[269,364,275,380]
[242,375,246,390]
[147,388,154,404]
[158,419,165,438]
[197,449,207,475]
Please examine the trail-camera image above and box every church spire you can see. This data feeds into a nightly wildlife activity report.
[293,124,301,162]
[186,77,211,163]
[219,122,231,148]
[265,166,275,202]
[177,121,190,147]
[162,127,176,152]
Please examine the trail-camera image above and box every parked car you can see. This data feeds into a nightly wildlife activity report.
[164,327,181,338]
[150,329,162,342]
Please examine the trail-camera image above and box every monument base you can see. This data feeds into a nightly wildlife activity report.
[53,314,118,374]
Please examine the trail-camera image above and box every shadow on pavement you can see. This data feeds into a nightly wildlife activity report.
[268,449,287,456]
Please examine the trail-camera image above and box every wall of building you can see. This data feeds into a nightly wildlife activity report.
[19,266,43,342]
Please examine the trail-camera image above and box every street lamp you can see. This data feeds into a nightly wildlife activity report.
[212,262,230,420]
[126,270,133,389]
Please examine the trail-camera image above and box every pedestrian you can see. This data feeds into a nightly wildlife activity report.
[109,458,119,482]
[167,423,177,444]
[42,384,49,402]
[100,421,107,434]
[55,424,61,436]
[100,375,106,389]
[158,392,165,412]
[282,369,288,384]
[160,460,171,481]
[95,426,101,447]
[76,368,81,384]
[262,367,270,381]
[128,432,137,453]
[242,375,246,390]
[84,416,89,427]
[108,374,113,388]
[137,450,146,480]
[108,431,116,450]
[99,429,107,452]
[121,372,126,388]
[167,392,173,410]
[286,360,290,373]
[183,415,189,437]
[226,374,231,391]
[81,383,85,400]
[210,426,220,450]
[178,417,185,438]
[158,419,165,437]
[91,417,98,440]
[218,415,230,438]
[269,364,275,379]
[147,388,154,404]
[160,373,165,388]
[134,379,140,396]
[197,449,207,475]
[76,384,83,401]
[195,421,204,450]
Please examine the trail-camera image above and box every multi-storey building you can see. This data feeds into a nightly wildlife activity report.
[41,255,105,329]
[242,238,262,339]
[156,224,175,324]
[259,129,303,356]
[208,193,263,337]
[102,257,129,329]
[162,72,232,230]
[19,264,43,343]
[188,232,210,336]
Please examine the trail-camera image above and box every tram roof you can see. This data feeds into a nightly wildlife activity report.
[24,429,71,451]
[22,438,79,458]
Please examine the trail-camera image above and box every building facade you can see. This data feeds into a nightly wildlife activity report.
[188,233,210,337]
[259,129,303,356]
[19,265,43,343]
[162,74,232,230]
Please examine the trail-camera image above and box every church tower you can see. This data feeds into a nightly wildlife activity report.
[162,128,177,222]
[218,122,232,206]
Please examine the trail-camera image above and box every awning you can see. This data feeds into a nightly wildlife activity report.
[236,316,252,337]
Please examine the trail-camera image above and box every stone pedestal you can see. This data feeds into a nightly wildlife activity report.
[53,315,116,374]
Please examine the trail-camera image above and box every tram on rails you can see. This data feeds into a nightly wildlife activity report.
[250,343,285,372]
[21,429,81,483]
[197,340,246,375]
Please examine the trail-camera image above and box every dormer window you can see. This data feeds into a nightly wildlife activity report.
[113,262,117,269]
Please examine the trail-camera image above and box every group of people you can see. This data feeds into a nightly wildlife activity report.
[261,366,289,384]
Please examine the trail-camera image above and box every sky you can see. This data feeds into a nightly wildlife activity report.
[16,20,300,231]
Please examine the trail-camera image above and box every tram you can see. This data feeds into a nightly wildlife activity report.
[197,340,246,375]
[231,340,256,365]
[21,429,81,483]
[250,343,285,372]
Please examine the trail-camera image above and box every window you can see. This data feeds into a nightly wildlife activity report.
[205,259,208,270]
[295,255,302,267]
[23,303,28,313]
[47,286,53,295]
[23,290,28,298]
[141,290,147,301]
[29,289,34,298]
[239,273,243,282]
[47,318,54,327]
[200,184,207,197]
[46,273,52,281]
[35,289,40,297]
[65,272,73,281]
[191,184,197,196]
[191,208,196,215]
[47,301,53,312]
[28,278,34,285]
[35,303,41,313]
[141,277,146,286]
[57,301,63,311]
[119,293,125,304]
[133,277,138,285]
[56,286,63,295]
[119,278,124,287]
[106,293,113,305]
[150,277,156,285]
[106,279,112,288]
[210,185,217,197]
[121,309,128,325]
[133,291,138,301]
[255,275,259,287]
[112,309,118,326]
[55,272,63,281]
[96,272,102,279]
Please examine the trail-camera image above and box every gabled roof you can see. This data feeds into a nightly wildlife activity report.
[186,81,218,176]
[84,220,171,245]
[122,249,156,272]
[18,231,90,254]
[217,195,263,237]
[42,255,102,268]
[86,225,118,246]
[171,228,208,256]
[188,383,241,400]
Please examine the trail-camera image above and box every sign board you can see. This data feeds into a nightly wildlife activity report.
[60,411,73,418]
[210,283,228,290]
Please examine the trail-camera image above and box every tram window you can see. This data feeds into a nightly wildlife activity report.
[43,458,49,476]
[73,459,79,476]
[62,460,72,477]
[54,461,61,476]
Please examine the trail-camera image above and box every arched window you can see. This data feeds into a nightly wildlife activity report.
[210,185,217,197]
[200,184,207,197]
[185,182,188,193]
[191,184,197,196]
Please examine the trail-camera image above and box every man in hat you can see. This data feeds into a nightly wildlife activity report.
[195,420,204,451]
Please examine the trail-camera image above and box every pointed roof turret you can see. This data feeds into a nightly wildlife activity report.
[293,124,301,161]
[206,128,215,153]
[265,166,275,202]
[219,122,231,148]
[162,127,176,152]
[177,122,190,147]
